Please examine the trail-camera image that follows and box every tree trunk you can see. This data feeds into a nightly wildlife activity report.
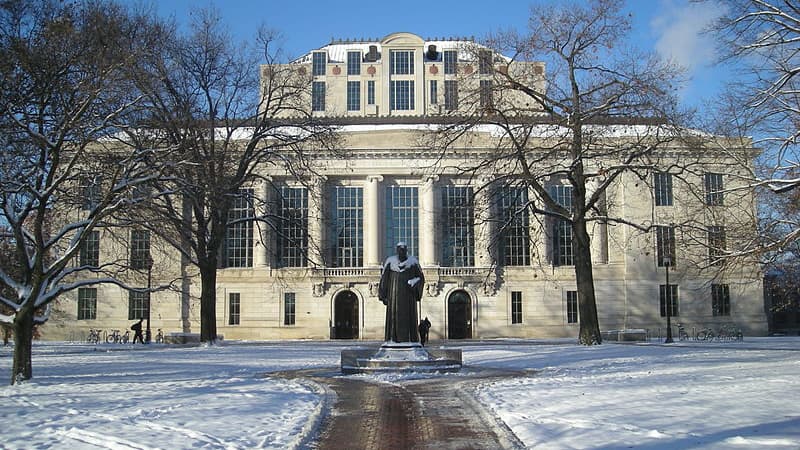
[199,262,218,343]
[11,304,34,384]
[573,217,602,345]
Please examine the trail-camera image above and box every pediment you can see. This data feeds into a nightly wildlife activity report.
[380,32,424,47]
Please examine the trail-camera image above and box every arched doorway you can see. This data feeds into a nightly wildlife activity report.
[333,290,359,339]
[447,290,472,339]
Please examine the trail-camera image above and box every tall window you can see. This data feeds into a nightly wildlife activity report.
[77,288,97,320]
[278,187,309,268]
[312,81,325,112]
[441,186,474,267]
[712,284,731,316]
[443,50,457,74]
[347,51,361,75]
[367,80,375,105]
[659,284,679,317]
[551,185,574,266]
[707,225,726,265]
[284,292,296,325]
[511,291,523,324]
[566,291,578,324]
[384,186,418,260]
[429,80,438,104]
[479,50,492,74]
[335,186,363,267]
[312,51,326,76]
[479,80,493,108]
[128,290,148,320]
[347,81,360,111]
[444,80,458,111]
[228,293,240,325]
[498,186,530,266]
[656,225,675,267]
[705,172,724,206]
[654,172,673,206]
[130,230,150,270]
[390,50,414,74]
[390,80,414,110]
[225,189,253,268]
[80,230,100,267]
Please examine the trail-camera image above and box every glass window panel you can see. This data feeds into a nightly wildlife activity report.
[347,51,361,75]
[384,186,419,260]
[77,288,97,320]
[498,186,530,266]
[335,186,363,267]
[441,186,474,267]
[347,81,360,111]
[224,189,254,268]
[278,187,309,268]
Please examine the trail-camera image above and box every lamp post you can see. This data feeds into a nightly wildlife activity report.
[145,256,153,344]
[664,255,673,343]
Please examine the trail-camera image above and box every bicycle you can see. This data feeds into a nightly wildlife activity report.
[155,328,164,344]
[87,328,101,344]
[676,323,690,341]
[106,329,130,344]
[696,327,715,341]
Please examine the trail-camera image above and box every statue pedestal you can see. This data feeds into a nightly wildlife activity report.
[341,342,462,375]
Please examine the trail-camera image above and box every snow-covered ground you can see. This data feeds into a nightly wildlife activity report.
[1,337,798,449]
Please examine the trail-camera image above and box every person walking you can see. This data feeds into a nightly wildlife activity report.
[131,318,144,344]
[418,317,431,346]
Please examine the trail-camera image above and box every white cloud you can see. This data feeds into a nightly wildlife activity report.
[651,0,727,71]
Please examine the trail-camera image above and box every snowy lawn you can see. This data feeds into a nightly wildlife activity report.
[1,338,799,449]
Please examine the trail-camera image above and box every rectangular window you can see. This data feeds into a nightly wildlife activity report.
[367,80,375,105]
[712,284,731,316]
[77,288,97,320]
[551,185,574,266]
[284,292,296,325]
[128,290,148,321]
[479,50,492,74]
[511,291,523,324]
[225,189,254,268]
[312,81,325,112]
[429,80,437,104]
[384,186,419,260]
[498,186,530,266]
[566,291,578,324]
[130,229,151,270]
[81,175,102,210]
[479,80,493,108]
[278,187,309,268]
[444,80,458,111]
[390,50,414,75]
[389,80,415,110]
[347,81,360,111]
[656,225,676,267]
[659,284,679,317]
[228,293,240,325]
[708,225,726,265]
[347,51,361,75]
[441,186,474,267]
[654,172,673,206]
[443,50,457,74]
[705,173,724,206]
[335,186,364,267]
[312,51,326,76]
[80,230,100,267]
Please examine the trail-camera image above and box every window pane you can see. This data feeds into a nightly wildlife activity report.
[567,291,578,324]
[712,284,731,316]
[80,230,100,267]
[128,290,149,321]
[229,293,240,325]
[659,285,679,317]
[498,187,530,266]
[656,225,675,267]
[347,51,361,75]
[705,173,724,206]
[441,186,474,267]
[551,185,574,266]
[390,50,414,75]
[444,80,458,111]
[654,172,673,206]
[444,50,457,74]
[335,187,364,267]
[278,187,309,268]
[430,80,437,104]
[284,292,296,325]
[225,189,254,268]
[511,291,523,324]
[312,82,325,111]
[384,186,418,260]
[708,225,726,265]
[390,80,415,110]
[479,80,492,108]
[312,51,326,76]
[130,230,151,270]
[77,288,97,320]
[347,81,360,111]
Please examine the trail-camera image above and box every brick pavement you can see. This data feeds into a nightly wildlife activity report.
[276,368,526,450]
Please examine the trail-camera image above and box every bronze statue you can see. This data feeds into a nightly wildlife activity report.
[378,242,425,343]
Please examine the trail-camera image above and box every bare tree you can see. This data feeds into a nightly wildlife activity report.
[0,0,169,383]
[130,9,337,343]
[430,0,686,344]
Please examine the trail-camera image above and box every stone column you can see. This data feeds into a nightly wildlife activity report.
[588,180,608,264]
[365,175,383,267]
[474,179,494,268]
[419,175,439,267]
[254,179,269,267]
[308,176,327,268]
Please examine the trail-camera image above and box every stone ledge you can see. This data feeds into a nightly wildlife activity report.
[341,345,462,374]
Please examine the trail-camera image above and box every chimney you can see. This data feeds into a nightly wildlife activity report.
[426,44,438,60]
[366,45,379,62]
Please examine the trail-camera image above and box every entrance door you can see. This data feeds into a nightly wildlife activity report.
[333,291,359,339]
[447,290,472,339]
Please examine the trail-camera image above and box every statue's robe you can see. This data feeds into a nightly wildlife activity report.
[378,255,425,343]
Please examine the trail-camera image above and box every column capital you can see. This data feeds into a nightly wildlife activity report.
[366,175,384,183]
[422,174,439,185]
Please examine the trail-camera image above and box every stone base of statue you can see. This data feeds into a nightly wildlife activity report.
[340,341,462,375]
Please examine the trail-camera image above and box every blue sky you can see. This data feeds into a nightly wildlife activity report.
[143,0,729,111]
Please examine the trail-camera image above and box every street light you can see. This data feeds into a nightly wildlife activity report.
[663,255,673,343]
[145,255,153,344]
